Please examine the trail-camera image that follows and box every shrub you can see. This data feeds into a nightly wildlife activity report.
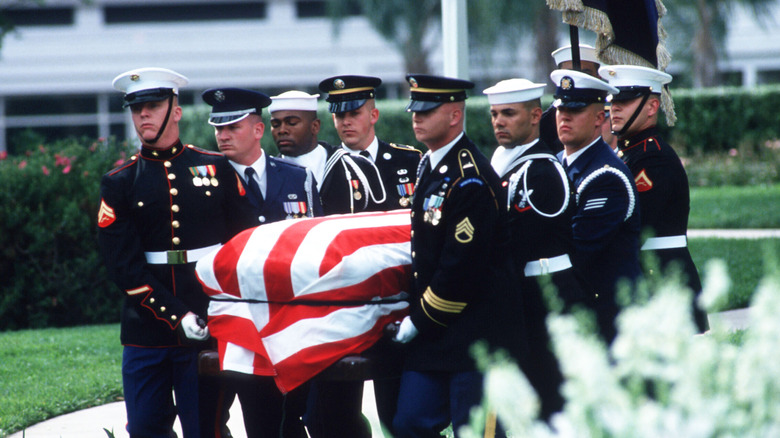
[0,138,136,330]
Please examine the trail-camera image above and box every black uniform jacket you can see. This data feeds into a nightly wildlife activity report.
[318,142,385,215]
[251,156,323,223]
[406,135,527,372]
[618,127,706,329]
[369,140,421,211]
[500,140,586,305]
[98,141,258,347]
[560,139,642,342]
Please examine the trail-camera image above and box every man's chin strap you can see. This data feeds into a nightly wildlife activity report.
[613,93,651,138]
[148,95,175,145]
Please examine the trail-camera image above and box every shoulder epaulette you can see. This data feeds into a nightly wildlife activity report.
[389,143,422,154]
[107,155,138,176]
[186,144,223,156]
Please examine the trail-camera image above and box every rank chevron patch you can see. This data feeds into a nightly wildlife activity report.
[454,217,474,243]
[98,199,116,228]
[635,169,653,192]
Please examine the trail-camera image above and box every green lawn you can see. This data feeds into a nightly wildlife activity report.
[689,184,780,228]
[688,238,780,310]
[0,324,123,437]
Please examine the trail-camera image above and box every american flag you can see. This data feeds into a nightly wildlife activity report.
[195,210,411,393]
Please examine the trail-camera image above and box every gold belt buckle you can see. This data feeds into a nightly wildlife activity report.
[167,250,188,264]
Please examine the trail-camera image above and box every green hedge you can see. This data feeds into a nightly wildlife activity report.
[0,138,135,330]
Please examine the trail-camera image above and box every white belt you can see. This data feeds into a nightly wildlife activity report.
[641,235,687,251]
[144,244,221,265]
[524,254,573,277]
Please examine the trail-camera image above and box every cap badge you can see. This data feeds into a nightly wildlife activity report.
[214,90,225,102]
[561,76,574,90]
[334,79,346,89]
[409,77,418,88]
[130,74,140,81]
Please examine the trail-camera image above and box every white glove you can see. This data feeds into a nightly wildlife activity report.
[393,316,419,344]
[182,312,210,341]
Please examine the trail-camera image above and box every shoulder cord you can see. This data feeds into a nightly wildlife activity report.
[507,154,570,217]
[341,153,387,205]
[575,166,636,222]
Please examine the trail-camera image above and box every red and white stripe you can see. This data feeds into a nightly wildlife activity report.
[196,210,411,392]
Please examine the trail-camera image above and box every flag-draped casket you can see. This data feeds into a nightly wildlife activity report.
[196,210,411,393]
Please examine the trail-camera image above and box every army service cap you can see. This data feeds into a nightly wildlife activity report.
[318,75,381,113]
[112,67,188,108]
[202,88,272,126]
[405,74,474,112]
[550,69,619,109]
[483,78,546,105]
[268,90,320,113]
[598,65,672,102]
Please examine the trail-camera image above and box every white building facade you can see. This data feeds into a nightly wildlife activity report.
[0,0,778,151]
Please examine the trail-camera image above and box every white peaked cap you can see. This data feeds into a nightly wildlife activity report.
[112,67,188,95]
[268,90,320,113]
[483,78,546,105]
[551,44,599,66]
[598,65,672,93]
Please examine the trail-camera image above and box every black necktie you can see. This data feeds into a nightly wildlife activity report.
[359,150,371,160]
[418,155,431,182]
[244,167,264,211]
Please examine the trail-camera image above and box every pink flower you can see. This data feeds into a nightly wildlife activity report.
[38,145,46,153]
[42,165,50,175]
[729,148,738,157]
[82,171,89,177]
[62,164,72,174]
[18,160,27,169]
[0,151,7,160]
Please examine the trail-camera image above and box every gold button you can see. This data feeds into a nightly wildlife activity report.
[152,151,159,157]
[414,272,418,278]
[595,294,599,299]
[205,191,211,196]
[172,147,178,153]
[164,161,172,168]
[171,204,179,212]
[168,173,176,180]
[171,315,177,321]
[172,220,180,228]
[410,211,415,218]
[410,230,415,237]
[172,237,181,245]
[137,201,144,207]
[170,188,178,196]
[412,251,416,257]
[160,306,166,312]
[149,298,155,304]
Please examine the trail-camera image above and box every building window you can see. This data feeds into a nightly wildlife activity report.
[6,95,97,117]
[0,7,74,26]
[104,2,266,24]
[295,0,361,18]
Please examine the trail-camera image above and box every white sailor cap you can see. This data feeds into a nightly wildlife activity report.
[268,91,320,113]
[550,69,619,109]
[551,44,599,66]
[112,67,188,108]
[483,78,546,105]
[598,65,672,101]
